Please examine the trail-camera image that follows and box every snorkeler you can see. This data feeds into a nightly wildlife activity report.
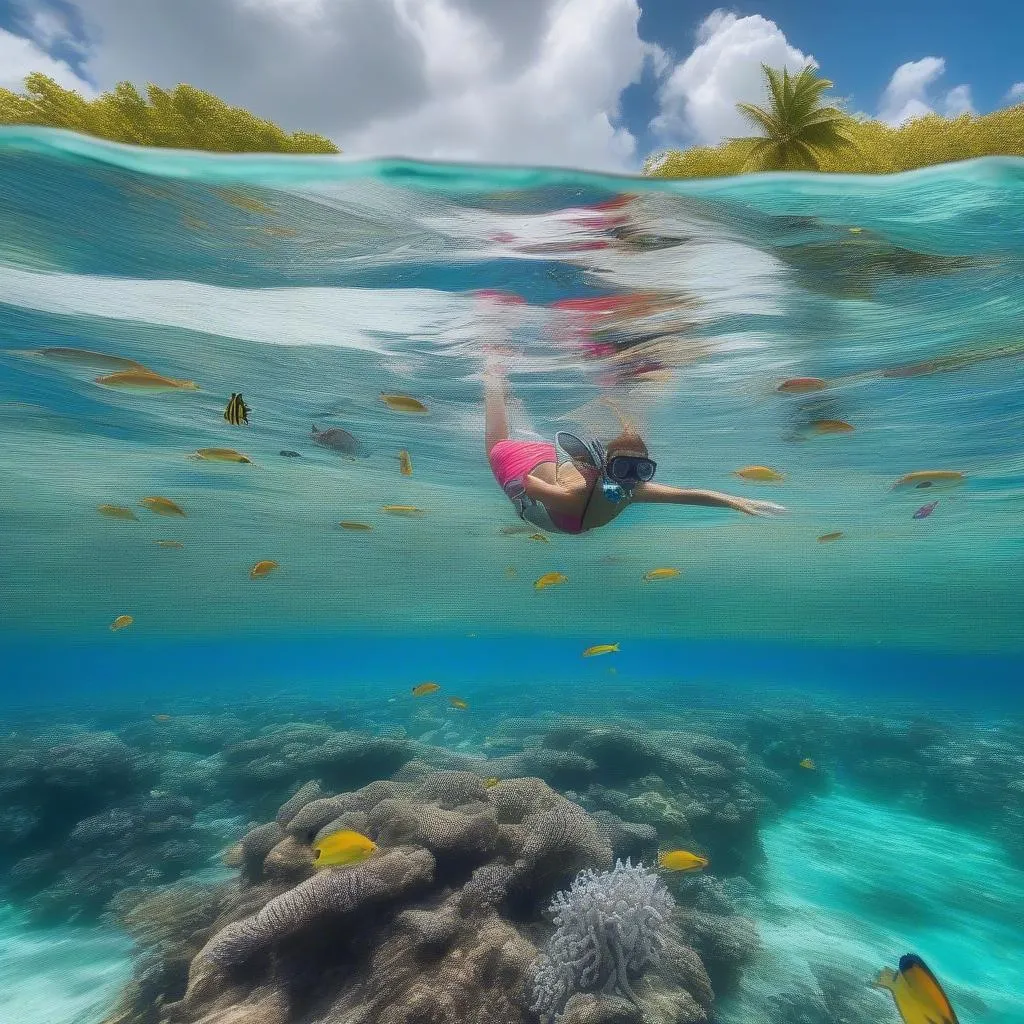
[484,367,786,534]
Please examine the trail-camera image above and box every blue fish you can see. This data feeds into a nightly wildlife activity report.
[913,501,938,520]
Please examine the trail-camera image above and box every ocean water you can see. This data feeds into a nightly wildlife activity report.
[0,126,1022,1024]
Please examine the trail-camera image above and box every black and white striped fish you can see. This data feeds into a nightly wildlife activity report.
[223,392,250,425]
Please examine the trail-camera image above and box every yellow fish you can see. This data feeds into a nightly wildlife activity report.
[215,189,276,215]
[871,954,959,1024]
[412,682,441,697]
[98,504,138,521]
[338,521,373,531]
[191,447,253,463]
[139,496,186,517]
[224,392,250,426]
[155,540,184,549]
[817,532,844,543]
[250,560,279,579]
[892,470,964,491]
[849,226,863,234]
[380,393,429,414]
[449,697,469,710]
[312,828,377,868]
[535,572,568,590]
[96,369,199,392]
[657,849,709,872]
[644,568,680,582]
[777,377,828,394]
[152,714,173,723]
[799,758,816,770]
[529,533,550,543]
[583,643,619,658]
[483,778,500,789]
[398,450,413,476]
[810,419,855,434]
[382,505,424,516]
[735,465,785,482]
[110,614,134,632]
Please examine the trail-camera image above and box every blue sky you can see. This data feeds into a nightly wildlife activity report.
[0,0,1021,170]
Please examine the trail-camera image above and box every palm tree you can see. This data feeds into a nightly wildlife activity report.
[733,64,856,172]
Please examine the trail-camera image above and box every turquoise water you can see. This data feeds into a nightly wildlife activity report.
[1,127,1022,1024]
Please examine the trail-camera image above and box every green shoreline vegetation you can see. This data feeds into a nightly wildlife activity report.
[1,66,1023,173]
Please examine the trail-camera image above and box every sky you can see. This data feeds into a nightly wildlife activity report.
[0,0,1022,172]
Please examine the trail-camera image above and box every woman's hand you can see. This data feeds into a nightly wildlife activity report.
[729,497,787,517]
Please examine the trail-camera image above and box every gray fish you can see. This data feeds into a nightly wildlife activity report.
[36,347,145,371]
[311,424,363,457]
[279,450,302,458]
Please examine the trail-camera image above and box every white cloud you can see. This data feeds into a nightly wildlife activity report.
[878,57,973,125]
[651,9,815,145]
[1006,82,1024,104]
[0,26,94,95]
[5,0,655,171]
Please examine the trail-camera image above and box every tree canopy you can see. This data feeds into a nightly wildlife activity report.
[0,73,339,154]
[647,67,1024,179]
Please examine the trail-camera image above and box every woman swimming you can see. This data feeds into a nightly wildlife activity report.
[485,367,785,534]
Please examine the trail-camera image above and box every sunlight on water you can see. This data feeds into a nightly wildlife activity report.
[1,129,1023,1024]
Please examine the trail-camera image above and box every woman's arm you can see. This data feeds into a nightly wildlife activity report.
[632,482,785,516]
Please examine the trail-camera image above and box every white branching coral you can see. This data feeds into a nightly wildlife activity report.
[530,858,676,1023]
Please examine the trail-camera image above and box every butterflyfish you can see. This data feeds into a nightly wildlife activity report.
[381,393,429,414]
[871,954,960,1024]
[583,643,619,657]
[95,369,199,392]
[529,533,550,542]
[777,377,827,393]
[398,450,413,476]
[382,505,424,516]
[657,849,709,872]
[817,532,844,543]
[224,392,250,425]
[449,697,469,710]
[312,828,377,868]
[338,521,373,531]
[412,682,441,697]
[98,504,138,521]
[110,614,134,631]
[250,560,279,579]
[893,471,964,490]
[191,447,253,463]
[799,758,816,770]
[535,572,568,590]
[139,496,186,517]
[644,567,681,582]
[156,540,184,549]
[735,465,785,482]
[810,419,854,434]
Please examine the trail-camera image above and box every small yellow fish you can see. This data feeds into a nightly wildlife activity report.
[499,525,534,536]
[224,392,250,426]
[152,714,173,723]
[529,533,550,543]
[338,521,373,531]
[583,643,620,658]
[735,465,785,482]
[398,450,413,476]
[483,778,501,789]
[817,532,844,543]
[777,377,828,394]
[412,682,441,697]
[96,369,199,392]
[657,849,709,872]
[139,496,186,517]
[98,504,138,521]
[215,189,276,215]
[505,566,518,578]
[110,614,134,631]
[892,470,965,490]
[643,567,680,582]
[810,419,854,434]
[872,954,959,1024]
[250,560,279,579]
[155,540,184,549]
[535,572,568,590]
[381,393,429,414]
[382,505,424,516]
[799,758,816,770]
[312,828,377,868]
[849,227,863,234]
[449,697,469,710]
[191,447,253,464]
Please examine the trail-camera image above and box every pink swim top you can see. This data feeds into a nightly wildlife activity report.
[487,439,589,534]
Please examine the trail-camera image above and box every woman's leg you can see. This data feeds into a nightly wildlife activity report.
[484,364,511,456]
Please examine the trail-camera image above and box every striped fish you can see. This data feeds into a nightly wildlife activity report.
[224,392,250,425]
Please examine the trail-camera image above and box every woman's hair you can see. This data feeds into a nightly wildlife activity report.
[605,429,649,458]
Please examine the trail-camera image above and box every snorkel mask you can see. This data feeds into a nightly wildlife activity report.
[556,432,656,504]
